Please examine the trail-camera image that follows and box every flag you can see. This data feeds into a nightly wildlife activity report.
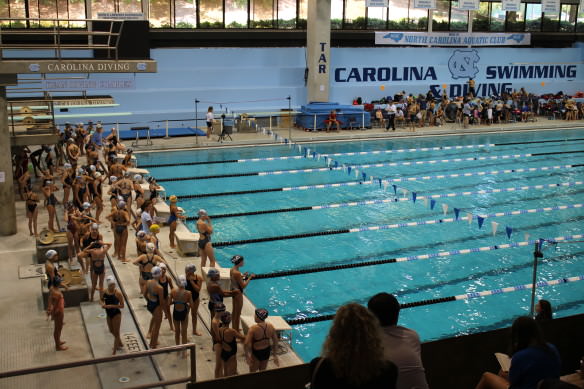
[442,203,449,215]
[491,221,499,236]
[505,226,513,239]
[477,216,485,229]
[454,208,460,220]
[467,212,473,224]
[392,184,397,195]
[430,199,436,210]
[412,192,417,203]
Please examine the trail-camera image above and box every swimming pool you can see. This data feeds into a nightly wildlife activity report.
[138,128,584,362]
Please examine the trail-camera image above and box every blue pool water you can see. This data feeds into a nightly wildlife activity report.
[138,128,584,362]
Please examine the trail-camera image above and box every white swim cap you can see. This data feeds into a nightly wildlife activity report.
[185,264,196,273]
[137,231,146,237]
[106,276,116,286]
[45,249,58,259]
[146,242,155,252]
[179,275,187,288]
[198,209,208,217]
[159,263,166,269]
[117,201,126,209]
[64,163,72,169]
[134,174,142,181]
[151,266,162,278]
[89,165,96,172]
[82,202,91,209]
[110,176,118,182]
[91,223,99,230]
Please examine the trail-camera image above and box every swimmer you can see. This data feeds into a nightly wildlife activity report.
[25,188,40,237]
[65,203,83,271]
[84,241,112,301]
[206,268,240,319]
[229,255,254,332]
[45,249,62,289]
[196,209,216,268]
[170,275,194,354]
[211,303,226,378]
[61,162,75,205]
[218,311,245,377]
[144,266,164,348]
[91,171,104,222]
[158,263,174,332]
[167,195,185,249]
[245,308,280,372]
[42,179,59,232]
[47,277,68,351]
[100,276,124,354]
[107,201,130,261]
[132,242,162,294]
[185,264,203,336]
[133,174,145,210]
[135,230,148,256]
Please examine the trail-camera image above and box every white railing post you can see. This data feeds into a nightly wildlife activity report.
[313,114,317,132]
[165,120,169,138]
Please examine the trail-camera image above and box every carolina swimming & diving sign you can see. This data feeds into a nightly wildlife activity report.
[375,32,530,46]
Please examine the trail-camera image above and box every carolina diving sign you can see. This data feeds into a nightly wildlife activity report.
[375,32,531,46]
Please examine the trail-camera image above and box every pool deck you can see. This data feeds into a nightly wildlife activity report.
[1,117,583,389]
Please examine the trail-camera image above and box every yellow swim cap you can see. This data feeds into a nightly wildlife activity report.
[169,195,177,202]
[150,224,160,233]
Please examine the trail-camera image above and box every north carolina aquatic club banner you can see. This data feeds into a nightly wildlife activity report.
[414,0,437,9]
[375,32,531,46]
[501,0,521,11]
[456,0,480,10]
[41,78,136,90]
[541,0,560,13]
[366,0,389,6]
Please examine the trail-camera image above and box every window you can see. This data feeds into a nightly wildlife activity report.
[472,1,489,31]
[277,0,295,28]
[38,0,59,26]
[330,0,342,29]
[505,3,525,31]
[542,8,560,32]
[199,0,222,27]
[525,3,541,31]
[225,0,247,28]
[559,4,576,32]
[150,0,171,27]
[489,1,504,31]
[68,0,87,25]
[432,0,450,31]
[449,5,467,31]
[367,5,387,29]
[387,0,409,29]
[91,0,115,20]
[119,0,141,13]
[409,1,428,30]
[0,0,10,27]
[344,0,366,28]
[250,0,273,28]
[297,0,306,28]
[175,0,196,28]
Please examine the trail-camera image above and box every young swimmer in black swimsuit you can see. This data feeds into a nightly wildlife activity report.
[100,276,124,354]
[229,255,254,332]
[196,209,216,268]
[185,264,203,336]
[25,189,39,237]
[211,303,226,378]
[42,179,59,232]
[158,263,174,332]
[85,241,111,301]
[245,308,280,372]
[218,312,245,377]
[132,242,162,295]
[144,266,164,348]
[107,201,130,262]
[170,275,194,355]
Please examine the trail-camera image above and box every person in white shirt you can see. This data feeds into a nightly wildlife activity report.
[385,101,397,131]
[368,293,429,389]
[206,107,214,139]
[141,200,153,232]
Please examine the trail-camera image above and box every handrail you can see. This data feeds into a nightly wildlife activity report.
[0,343,196,380]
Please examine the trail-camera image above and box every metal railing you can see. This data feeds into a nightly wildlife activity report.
[0,18,124,60]
[0,343,197,389]
[7,98,58,137]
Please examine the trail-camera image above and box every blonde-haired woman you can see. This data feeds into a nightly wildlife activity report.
[167,195,185,249]
[308,303,397,389]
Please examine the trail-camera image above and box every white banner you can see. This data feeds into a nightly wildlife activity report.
[414,0,436,9]
[501,0,521,12]
[375,32,531,46]
[96,12,144,20]
[541,0,560,13]
[41,79,135,90]
[457,0,480,10]
[366,0,389,6]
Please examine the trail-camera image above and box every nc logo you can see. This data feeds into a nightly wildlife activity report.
[448,49,480,80]
[383,33,404,43]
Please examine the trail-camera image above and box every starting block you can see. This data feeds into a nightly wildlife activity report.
[241,315,293,345]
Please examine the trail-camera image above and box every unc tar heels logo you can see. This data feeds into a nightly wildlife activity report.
[448,49,480,80]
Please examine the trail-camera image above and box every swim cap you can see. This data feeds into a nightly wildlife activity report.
[198,209,208,217]
[185,264,196,273]
[89,165,96,172]
[94,172,102,178]
[45,249,58,259]
[64,163,72,169]
[231,255,244,265]
[207,268,220,278]
[255,308,269,321]
[117,195,124,202]
[178,275,187,288]
[169,195,177,203]
[110,176,118,182]
[106,276,116,286]
[77,168,84,174]
[137,231,146,237]
[46,180,52,185]
[149,224,160,233]
[82,202,91,209]
[91,223,99,230]
[214,302,226,312]
[117,201,126,209]
[220,312,232,325]
[67,138,75,143]
[127,148,133,153]
[146,242,155,252]
[159,262,166,269]
[151,266,162,278]
[134,174,142,181]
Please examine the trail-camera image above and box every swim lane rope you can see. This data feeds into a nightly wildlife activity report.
[284,273,584,325]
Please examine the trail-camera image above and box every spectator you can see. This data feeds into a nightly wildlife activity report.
[308,303,398,389]
[535,300,553,322]
[368,293,429,389]
[475,316,561,389]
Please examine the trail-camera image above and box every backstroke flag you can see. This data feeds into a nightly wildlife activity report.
[501,0,521,11]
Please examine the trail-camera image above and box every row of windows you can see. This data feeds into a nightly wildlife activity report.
[1,0,583,32]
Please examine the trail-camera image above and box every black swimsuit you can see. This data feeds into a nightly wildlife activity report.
[146,282,159,313]
[103,290,121,318]
[220,328,238,362]
[185,277,200,300]
[252,323,272,362]
[26,195,38,213]
[92,258,104,275]
[47,193,58,207]
[159,278,169,299]
[172,290,189,322]
[140,254,156,280]
[113,212,127,234]
[198,230,211,250]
